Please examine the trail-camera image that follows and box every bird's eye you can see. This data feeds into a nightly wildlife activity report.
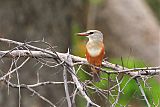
[88,32,94,34]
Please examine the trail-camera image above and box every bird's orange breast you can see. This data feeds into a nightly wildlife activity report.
[86,42,105,66]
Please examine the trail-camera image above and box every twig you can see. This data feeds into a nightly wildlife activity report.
[65,53,100,107]
[63,66,72,107]
[14,57,21,107]
[0,38,159,107]
[135,78,151,107]
[4,80,56,107]
[112,77,120,107]
[27,81,74,87]
[72,88,78,105]
[0,57,30,81]
[0,50,159,77]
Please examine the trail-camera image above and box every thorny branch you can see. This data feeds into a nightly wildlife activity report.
[63,62,72,107]
[0,38,160,107]
[65,51,101,107]
[4,80,57,107]
[0,50,159,76]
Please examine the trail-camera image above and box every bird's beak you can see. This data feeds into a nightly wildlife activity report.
[77,32,89,36]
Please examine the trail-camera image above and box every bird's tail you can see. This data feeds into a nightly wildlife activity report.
[91,67,100,82]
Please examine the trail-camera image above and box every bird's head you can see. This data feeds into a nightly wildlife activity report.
[77,30,103,41]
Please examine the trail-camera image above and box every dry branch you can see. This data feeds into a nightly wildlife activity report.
[5,80,56,107]
[0,50,159,77]
[65,51,101,107]
[0,38,160,107]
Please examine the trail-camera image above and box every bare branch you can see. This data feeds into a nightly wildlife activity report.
[135,78,151,107]
[0,57,30,81]
[65,52,100,107]
[4,80,56,107]
[0,50,159,77]
[0,38,159,107]
[63,66,72,107]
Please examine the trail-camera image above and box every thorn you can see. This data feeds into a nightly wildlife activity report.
[42,37,45,42]
[67,48,70,54]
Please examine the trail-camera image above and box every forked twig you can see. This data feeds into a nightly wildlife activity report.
[0,38,159,107]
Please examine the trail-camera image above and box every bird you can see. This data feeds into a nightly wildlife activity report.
[77,30,105,82]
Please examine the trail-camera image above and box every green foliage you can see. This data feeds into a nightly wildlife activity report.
[78,57,160,106]
[89,0,103,5]
[144,78,160,106]
[71,21,86,57]
[75,95,86,107]
[146,0,160,22]
[71,21,160,107]
[76,67,91,81]
[108,58,160,106]
[94,73,109,89]
[110,57,147,68]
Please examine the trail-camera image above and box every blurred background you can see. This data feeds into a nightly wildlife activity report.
[0,0,159,107]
